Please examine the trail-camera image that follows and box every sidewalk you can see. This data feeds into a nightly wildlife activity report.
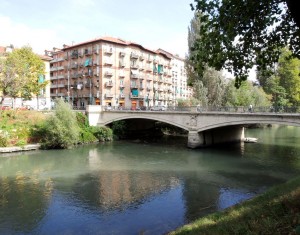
[0,144,41,153]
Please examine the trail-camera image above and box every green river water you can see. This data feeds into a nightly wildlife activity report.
[0,125,300,234]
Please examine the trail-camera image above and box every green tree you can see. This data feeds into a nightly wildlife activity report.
[277,49,300,106]
[224,80,271,107]
[0,46,45,107]
[257,48,299,107]
[190,0,300,88]
[39,99,80,149]
[186,11,227,106]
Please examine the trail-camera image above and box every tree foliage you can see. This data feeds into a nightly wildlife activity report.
[257,48,300,106]
[38,99,80,149]
[0,46,45,104]
[190,0,300,88]
[186,11,227,106]
[223,80,271,107]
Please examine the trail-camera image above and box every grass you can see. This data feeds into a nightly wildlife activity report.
[0,110,46,146]
[169,176,300,235]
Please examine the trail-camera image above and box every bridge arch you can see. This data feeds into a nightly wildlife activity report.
[101,115,190,132]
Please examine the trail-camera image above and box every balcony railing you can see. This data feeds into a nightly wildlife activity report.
[130,52,139,59]
[105,81,113,87]
[105,93,114,98]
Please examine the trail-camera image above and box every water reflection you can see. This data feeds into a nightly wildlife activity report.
[0,126,299,234]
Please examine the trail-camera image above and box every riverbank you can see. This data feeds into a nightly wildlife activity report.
[0,144,41,153]
[169,176,300,235]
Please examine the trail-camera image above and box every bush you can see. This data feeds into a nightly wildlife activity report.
[89,126,113,142]
[39,100,80,149]
[79,129,98,144]
[111,120,127,139]
[0,133,8,147]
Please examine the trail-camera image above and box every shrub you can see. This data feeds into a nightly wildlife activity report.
[111,120,127,139]
[39,100,80,149]
[0,132,9,147]
[89,126,113,142]
[79,129,98,144]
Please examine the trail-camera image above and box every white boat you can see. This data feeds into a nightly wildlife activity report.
[244,137,258,143]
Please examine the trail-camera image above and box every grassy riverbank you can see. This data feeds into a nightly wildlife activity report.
[170,176,300,235]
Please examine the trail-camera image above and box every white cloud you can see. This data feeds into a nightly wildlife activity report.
[0,15,62,54]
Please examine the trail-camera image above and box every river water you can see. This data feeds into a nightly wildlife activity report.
[0,125,300,235]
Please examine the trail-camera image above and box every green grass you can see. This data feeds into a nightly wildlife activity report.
[169,177,300,235]
[0,110,45,146]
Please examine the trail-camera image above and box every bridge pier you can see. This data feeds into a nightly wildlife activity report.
[188,126,245,148]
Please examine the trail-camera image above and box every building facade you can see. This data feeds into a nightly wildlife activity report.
[48,37,191,109]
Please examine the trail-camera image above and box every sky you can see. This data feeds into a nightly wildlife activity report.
[0,0,195,57]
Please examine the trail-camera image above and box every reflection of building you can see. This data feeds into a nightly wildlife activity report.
[46,37,192,109]
[86,149,179,210]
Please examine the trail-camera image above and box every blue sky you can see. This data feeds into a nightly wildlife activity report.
[0,0,195,57]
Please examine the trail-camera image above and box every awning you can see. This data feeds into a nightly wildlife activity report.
[132,89,139,96]
[84,58,90,67]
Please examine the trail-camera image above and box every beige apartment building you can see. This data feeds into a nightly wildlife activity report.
[48,37,191,110]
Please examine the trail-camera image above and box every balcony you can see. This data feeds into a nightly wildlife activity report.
[130,52,139,59]
[146,86,151,91]
[71,64,78,69]
[105,81,113,87]
[139,55,145,61]
[129,93,139,99]
[84,49,92,56]
[104,47,113,55]
[130,64,139,69]
[84,71,93,77]
[120,84,125,89]
[104,71,113,77]
[119,61,126,67]
[104,59,113,66]
[71,73,78,79]
[139,85,144,90]
[145,66,152,72]
[105,93,114,98]
[50,66,64,72]
[130,73,139,79]
[119,94,125,99]
[119,51,125,57]
[93,49,99,54]
[58,74,65,79]
[130,84,138,89]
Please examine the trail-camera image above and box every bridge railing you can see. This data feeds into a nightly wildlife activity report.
[93,105,300,114]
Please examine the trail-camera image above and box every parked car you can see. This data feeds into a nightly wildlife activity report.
[150,106,166,111]
[1,105,11,110]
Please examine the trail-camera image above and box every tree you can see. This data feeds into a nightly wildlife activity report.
[257,48,299,106]
[190,0,300,88]
[0,46,45,107]
[277,48,300,106]
[223,80,271,107]
[38,99,80,149]
[186,11,227,106]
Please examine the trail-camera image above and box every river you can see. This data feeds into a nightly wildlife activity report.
[0,125,300,234]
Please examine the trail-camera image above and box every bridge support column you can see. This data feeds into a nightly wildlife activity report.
[188,126,245,149]
[86,105,103,126]
[188,131,204,148]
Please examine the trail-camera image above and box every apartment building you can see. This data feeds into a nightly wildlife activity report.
[48,37,191,109]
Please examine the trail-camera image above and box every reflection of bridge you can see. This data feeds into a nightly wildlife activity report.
[87,106,300,148]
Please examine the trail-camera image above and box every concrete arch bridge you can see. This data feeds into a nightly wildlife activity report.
[86,106,300,148]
